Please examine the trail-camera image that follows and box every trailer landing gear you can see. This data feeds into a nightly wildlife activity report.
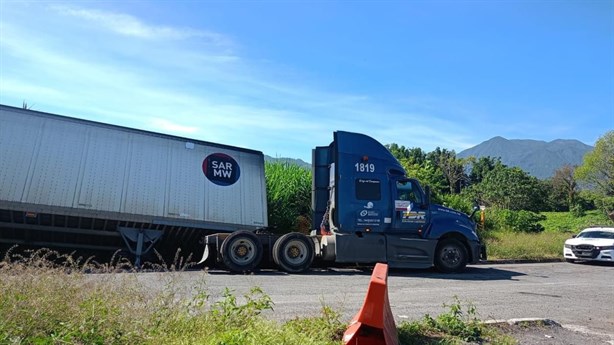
[118,227,163,268]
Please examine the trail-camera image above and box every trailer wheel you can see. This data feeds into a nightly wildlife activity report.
[434,238,468,273]
[220,231,263,273]
[273,233,314,273]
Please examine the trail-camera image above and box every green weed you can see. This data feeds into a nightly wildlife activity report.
[397,297,516,345]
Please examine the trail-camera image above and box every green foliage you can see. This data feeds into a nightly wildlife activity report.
[548,164,578,211]
[474,165,546,212]
[440,193,474,215]
[427,147,467,194]
[209,287,274,328]
[569,203,586,218]
[427,298,482,342]
[467,156,501,185]
[401,160,447,198]
[487,208,545,233]
[283,305,345,343]
[265,162,312,233]
[575,130,614,197]
[397,297,514,344]
[386,144,427,164]
[539,210,613,233]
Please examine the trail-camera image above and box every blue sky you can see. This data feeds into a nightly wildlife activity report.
[1,1,612,162]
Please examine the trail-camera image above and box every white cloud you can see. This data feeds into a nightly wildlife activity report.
[0,3,480,162]
[51,5,232,45]
[150,118,199,134]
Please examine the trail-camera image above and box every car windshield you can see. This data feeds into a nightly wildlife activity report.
[577,231,614,239]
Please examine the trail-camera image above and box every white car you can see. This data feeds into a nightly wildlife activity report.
[564,227,614,263]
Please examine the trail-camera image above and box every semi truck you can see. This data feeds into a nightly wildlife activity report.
[201,131,486,273]
[0,104,486,272]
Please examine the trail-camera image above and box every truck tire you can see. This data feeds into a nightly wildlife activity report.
[220,231,263,273]
[434,238,468,273]
[273,233,314,273]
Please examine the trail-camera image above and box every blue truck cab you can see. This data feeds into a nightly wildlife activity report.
[313,131,486,272]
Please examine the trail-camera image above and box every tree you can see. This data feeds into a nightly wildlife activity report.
[576,131,614,218]
[386,144,426,164]
[387,143,447,197]
[575,131,614,196]
[467,156,501,185]
[401,160,447,197]
[474,165,546,212]
[426,147,467,194]
[549,164,578,210]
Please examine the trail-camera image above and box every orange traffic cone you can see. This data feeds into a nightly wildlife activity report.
[343,263,399,345]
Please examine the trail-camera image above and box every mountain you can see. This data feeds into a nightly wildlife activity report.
[264,155,311,169]
[457,136,593,179]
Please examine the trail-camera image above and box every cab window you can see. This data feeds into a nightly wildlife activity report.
[396,180,422,204]
[356,178,381,200]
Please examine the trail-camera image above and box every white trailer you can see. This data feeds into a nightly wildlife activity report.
[0,104,267,264]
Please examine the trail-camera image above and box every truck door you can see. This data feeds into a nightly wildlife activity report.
[392,179,429,233]
[386,179,435,268]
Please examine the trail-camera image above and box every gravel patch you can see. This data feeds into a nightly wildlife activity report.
[487,319,614,345]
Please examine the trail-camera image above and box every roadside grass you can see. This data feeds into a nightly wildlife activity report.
[484,231,570,260]
[0,248,345,345]
[483,210,613,261]
[1,249,517,345]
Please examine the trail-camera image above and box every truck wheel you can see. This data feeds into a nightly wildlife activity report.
[220,231,263,273]
[434,238,468,273]
[273,233,314,273]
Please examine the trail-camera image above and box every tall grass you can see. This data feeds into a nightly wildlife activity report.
[265,162,312,233]
[0,248,345,345]
[485,231,570,260]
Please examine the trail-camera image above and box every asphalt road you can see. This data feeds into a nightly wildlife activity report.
[135,262,614,338]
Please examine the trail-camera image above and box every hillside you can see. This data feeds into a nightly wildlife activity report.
[264,155,311,169]
[457,136,593,179]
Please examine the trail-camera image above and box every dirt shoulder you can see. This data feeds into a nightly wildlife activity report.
[489,319,614,345]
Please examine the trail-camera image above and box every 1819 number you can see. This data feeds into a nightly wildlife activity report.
[355,163,375,173]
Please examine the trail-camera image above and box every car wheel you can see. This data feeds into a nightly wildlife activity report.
[220,231,263,273]
[435,238,468,273]
[273,233,314,273]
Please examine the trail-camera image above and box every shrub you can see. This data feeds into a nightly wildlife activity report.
[487,208,545,233]
[440,193,474,214]
[569,203,586,218]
